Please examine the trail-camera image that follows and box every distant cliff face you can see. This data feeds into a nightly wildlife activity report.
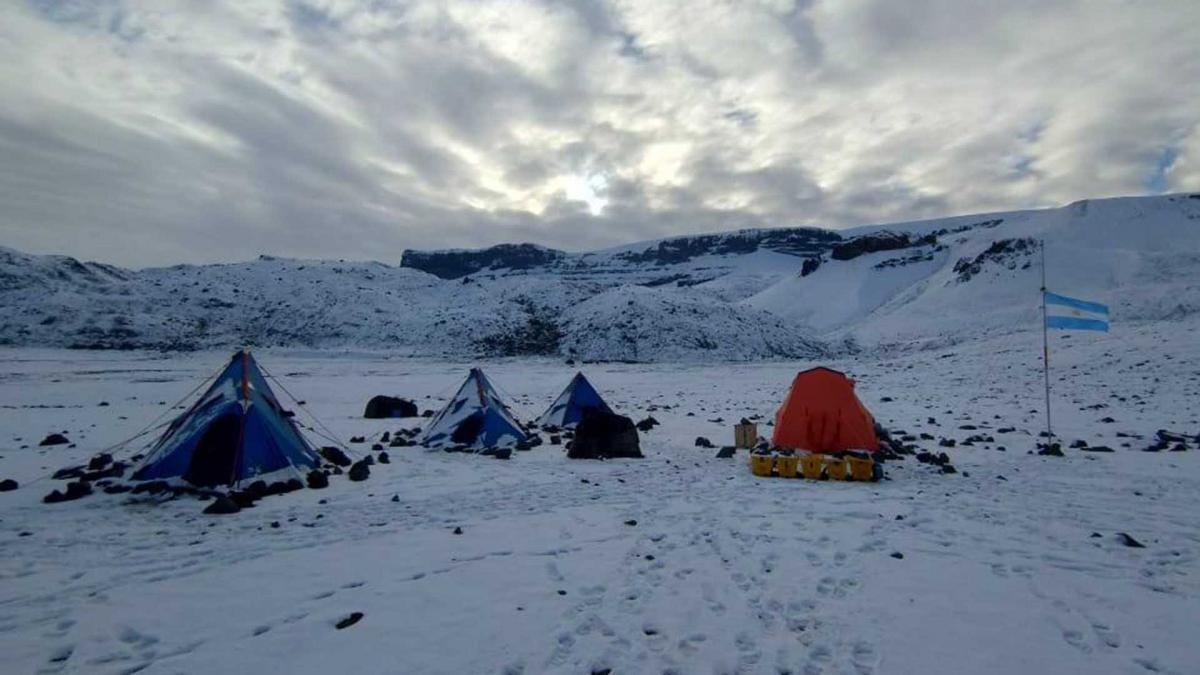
[613,228,841,266]
[400,228,843,279]
[400,244,566,279]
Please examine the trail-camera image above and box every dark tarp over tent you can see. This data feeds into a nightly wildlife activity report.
[131,350,321,487]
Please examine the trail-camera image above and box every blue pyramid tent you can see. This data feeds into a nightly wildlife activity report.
[537,372,613,429]
[132,350,321,487]
[419,368,529,449]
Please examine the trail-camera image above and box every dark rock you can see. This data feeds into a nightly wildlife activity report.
[831,230,915,261]
[1117,532,1146,548]
[52,465,86,480]
[348,459,371,482]
[39,433,70,446]
[335,612,364,630]
[377,451,390,464]
[306,470,329,489]
[624,519,638,526]
[364,396,419,419]
[203,495,241,515]
[715,446,736,459]
[391,494,399,502]
[453,526,463,535]
[1081,445,1115,453]
[371,443,383,452]
[890,552,904,559]
[694,436,714,448]
[264,479,303,496]
[1099,417,1116,424]
[1037,442,1064,457]
[319,446,353,467]
[940,464,957,474]
[130,480,170,495]
[349,436,366,444]
[1069,439,1088,449]
[938,438,956,448]
[0,478,18,492]
[87,453,113,471]
[550,434,562,445]
[635,416,659,432]
[243,481,269,499]
[571,412,643,460]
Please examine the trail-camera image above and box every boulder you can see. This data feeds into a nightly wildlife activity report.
[694,437,714,448]
[39,433,70,447]
[377,451,390,464]
[265,479,304,496]
[570,412,642,460]
[43,480,92,504]
[0,478,18,492]
[203,495,242,515]
[130,480,170,495]
[348,459,371,482]
[319,446,352,467]
[335,612,364,630]
[306,470,330,489]
[1037,442,1064,457]
[1117,532,1146,548]
[364,396,419,419]
[715,447,736,459]
[87,453,113,471]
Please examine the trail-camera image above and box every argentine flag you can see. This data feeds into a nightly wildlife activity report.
[1044,291,1109,332]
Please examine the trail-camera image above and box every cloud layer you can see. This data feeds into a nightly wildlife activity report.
[2,0,1198,266]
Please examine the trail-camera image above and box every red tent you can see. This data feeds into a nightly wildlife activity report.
[772,367,880,453]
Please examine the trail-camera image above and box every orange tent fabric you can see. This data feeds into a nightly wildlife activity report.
[772,367,880,453]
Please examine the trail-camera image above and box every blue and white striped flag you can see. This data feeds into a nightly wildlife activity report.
[1044,291,1109,332]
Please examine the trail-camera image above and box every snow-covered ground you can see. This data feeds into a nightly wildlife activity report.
[1,316,1197,674]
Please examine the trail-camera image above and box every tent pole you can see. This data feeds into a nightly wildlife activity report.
[1040,241,1053,442]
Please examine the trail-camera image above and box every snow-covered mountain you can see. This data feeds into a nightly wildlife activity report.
[1,193,1197,360]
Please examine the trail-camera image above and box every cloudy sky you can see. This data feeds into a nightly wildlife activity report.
[1,0,1198,267]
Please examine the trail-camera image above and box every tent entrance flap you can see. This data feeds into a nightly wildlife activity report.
[182,413,242,487]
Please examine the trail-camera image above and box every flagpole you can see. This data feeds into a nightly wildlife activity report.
[1039,240,1053,441]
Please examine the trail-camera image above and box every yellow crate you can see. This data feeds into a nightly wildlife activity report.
[846,455,874,481]
[775,455,799,478]
[750,454,774,477]
[824,456,847,481]
[800,454,824,480]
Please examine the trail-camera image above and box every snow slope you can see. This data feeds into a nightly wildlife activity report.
[2,193,1199,359]
[747,194,1200,348]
